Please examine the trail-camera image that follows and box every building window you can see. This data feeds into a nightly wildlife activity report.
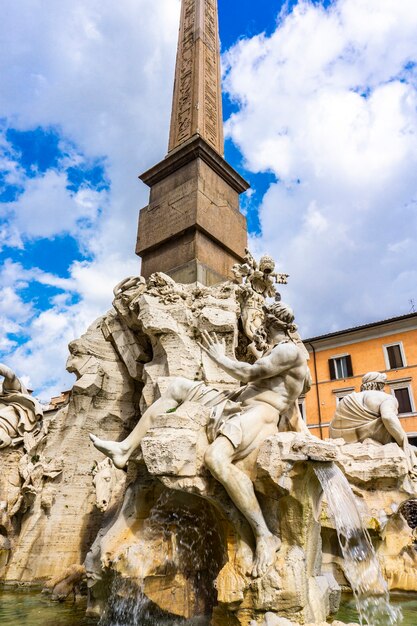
[384,343,406,370]
[388,379,415,415]
[333,387,355,407]
[298,397,306,421]
[329,355,353,380]
[393,387,413,414]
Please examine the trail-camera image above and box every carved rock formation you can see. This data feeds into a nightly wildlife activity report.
[0,316,140,583]
[86,426,340,625]
[1,269,415,626]
[83,275,340,625]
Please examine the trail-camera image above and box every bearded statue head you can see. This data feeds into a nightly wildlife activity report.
[265,302,298,335]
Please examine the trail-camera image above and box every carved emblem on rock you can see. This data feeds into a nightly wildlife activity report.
[231,249,290,359]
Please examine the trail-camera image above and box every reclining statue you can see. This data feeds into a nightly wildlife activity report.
[0,363,43,449]
[330,371,417,472]
[90,301,312,577]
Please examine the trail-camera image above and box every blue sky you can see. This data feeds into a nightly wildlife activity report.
[1,0,417,399]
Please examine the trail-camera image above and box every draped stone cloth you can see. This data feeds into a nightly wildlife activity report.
[0,384,43,442]
[186,382,247,449]
[329,393,392,445]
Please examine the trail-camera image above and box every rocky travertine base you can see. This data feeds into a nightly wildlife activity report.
[0,316,139,583]
[87,412,416,624]
[0,447,23,569]
[0,275,242,588]
[1,270,415,626]
[76,275,341,625]
[86,423,340,625]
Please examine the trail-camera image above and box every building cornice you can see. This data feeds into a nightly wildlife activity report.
[305,313,417,352]
[139,136,250,194]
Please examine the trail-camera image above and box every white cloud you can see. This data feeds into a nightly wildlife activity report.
[0,0,180,397]
[3,169,107,242]
[225,0,417,336]
[2,0,417,398]
[0,254,139,401]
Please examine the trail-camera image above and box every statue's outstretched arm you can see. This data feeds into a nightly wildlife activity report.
[198,332,296,384]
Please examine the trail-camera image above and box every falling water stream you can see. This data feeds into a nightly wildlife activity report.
[99,581,186,626]
[98,491,223,626]
[314,462,403,626]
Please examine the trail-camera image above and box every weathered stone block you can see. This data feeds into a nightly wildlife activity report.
[142,428,198,477]
[336,441,408,485]
[142,403,211,477]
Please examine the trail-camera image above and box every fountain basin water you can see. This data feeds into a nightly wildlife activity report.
[3,588,417,626]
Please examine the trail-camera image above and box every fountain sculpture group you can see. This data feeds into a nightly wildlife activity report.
[1,251,416,626]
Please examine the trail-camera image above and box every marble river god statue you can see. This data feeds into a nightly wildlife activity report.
[330,371,417,473]
[91,301,313,578]
[0,363,43,449]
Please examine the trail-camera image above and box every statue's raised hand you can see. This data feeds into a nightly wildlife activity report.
[198,331,226,364]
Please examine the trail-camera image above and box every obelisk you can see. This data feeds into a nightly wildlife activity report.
[136,0,249,285]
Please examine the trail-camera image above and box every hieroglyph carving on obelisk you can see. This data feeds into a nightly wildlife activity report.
[168,0,224,156]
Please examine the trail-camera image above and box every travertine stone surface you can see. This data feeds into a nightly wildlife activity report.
[83,270,335,624]
[141,402,211,477]
[0,316,140,583]
[87,431,337,625]
[252,617,357,626]
[1,266,414,626]
[335,439,409,485]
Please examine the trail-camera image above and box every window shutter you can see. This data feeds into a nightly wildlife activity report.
[346,355,353,377]
[387,345,404,369]
[394,388,412,414]
[329,359,336,380]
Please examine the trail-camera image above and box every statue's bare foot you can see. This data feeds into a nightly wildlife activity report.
[89,434,130,469]
[252,534,281,578]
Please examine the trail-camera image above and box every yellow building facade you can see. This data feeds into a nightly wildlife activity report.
[302,313,417,442]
